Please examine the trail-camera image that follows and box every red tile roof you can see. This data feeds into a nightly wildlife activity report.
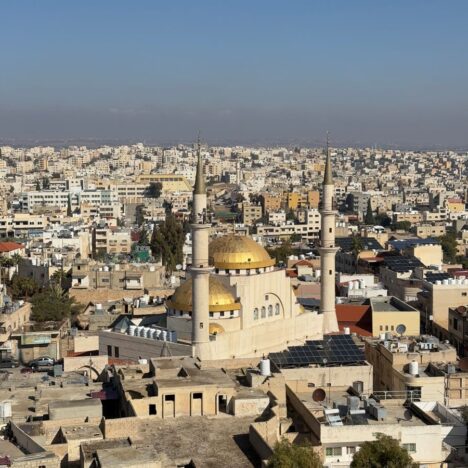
[336,304,372,337]
[0,242,23,253]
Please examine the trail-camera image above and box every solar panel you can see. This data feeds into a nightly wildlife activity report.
[270,335,365,368]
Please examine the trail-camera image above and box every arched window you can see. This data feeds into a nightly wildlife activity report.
[253,308,259,320]
[261,307,266,318]
[268,305,273,317]
[275,303,280,315]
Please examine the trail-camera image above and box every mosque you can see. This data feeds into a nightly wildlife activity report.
[166,143,339,361]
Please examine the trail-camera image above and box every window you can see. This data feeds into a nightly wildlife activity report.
[193,392,202,399]
[261,307,266,318]
[453,318,458,331]
[463,292,467,297]
[385,325,389,331]
[325,447,342,457]
[254,308,259,320]
[275,304,280,315]
[165,394,175,402]
[391,325,394,331]
[107,345,112,357]
[114,346,119,358]
[402,443,416,453]
[268,305,273,316]
[329,270,332,275]
[380,325,383,331]
[346,446,357,455]
[149,404,157,415]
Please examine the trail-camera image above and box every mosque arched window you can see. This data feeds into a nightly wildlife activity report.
[275,304,280,315]
[268,305,273,317]
[261,307,266,318]
[254,308,259,320]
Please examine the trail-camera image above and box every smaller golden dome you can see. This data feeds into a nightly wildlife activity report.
[209,235,275,270]
[166,275,240,312]
[209,323,225,335]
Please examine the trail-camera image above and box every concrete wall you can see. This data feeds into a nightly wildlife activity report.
[73,334,99,353]
[99,331,191,361]
[63,354,108,375]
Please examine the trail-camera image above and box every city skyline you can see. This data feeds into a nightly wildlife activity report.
[1,1,468,148]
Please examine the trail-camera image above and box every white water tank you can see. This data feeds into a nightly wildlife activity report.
[103,265,109,272]
[343,327,351,335]
[0,401,12,418]
[161,330,167,341]
[349,282,354,290]
[114,264,120,271]
[145,328,153,338]
[95,303,102,311]
[260,358,271,377]
[128,325,136,336]
[135,326,143,337]
[155,329,161,339]
[149,266,155,272]
[409,360,419,376]
[379,333,386,341]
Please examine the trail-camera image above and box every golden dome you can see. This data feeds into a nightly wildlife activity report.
[209,235,275,270]
[209,323,225,335]
[166,275,240,312]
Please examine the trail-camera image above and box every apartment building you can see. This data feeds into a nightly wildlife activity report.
[242,203,262,225]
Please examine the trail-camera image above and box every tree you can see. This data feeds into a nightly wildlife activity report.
[351,433,417,468]
[148,182,163,199]
[290,233,302,243]
[266,241,293,264]
[351,236,364,272]
[364,199,376,225]
[268,439,322,468]
[9,275,39,300]
[138,226,150,246]
[375,213,391,227]
[392,221,412,232]
[31,284,80,322]
[150,214,185,272]
[67,195,73,216]
[439,233,458,264]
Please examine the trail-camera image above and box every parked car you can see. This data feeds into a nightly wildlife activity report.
[29,357,55,371]
[0,359,19,368]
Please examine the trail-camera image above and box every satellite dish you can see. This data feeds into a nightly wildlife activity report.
[176,264,182,271]
[396,324,407,335]
[312,388,326,402]
[459,357,468,372]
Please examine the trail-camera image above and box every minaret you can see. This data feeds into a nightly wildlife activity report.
[319,134,339,334]
[191,138,213,357]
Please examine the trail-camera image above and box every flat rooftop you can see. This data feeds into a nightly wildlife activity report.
[130,416,258,467]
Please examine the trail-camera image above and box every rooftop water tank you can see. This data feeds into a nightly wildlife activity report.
[260,358,271,377]
[409,360,419,376]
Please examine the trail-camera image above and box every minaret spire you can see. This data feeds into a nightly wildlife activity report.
[190,134,213,359]
[319,132,339,334]
[324,131,333,185]
[194,132,206,195]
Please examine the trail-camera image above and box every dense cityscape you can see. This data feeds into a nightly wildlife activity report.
[2,1,468,467]
[0,141,465,466]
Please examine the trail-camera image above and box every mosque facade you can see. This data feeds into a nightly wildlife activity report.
[166,143,338,360]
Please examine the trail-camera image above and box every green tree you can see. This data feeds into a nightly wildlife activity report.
[9,274,39,300]
[31,284,80,322]
[392,221,412,232]
[67,195,73,216]
[351,433,417,468]
[364,199,376,225]
[138,226,150,246]
[351,236,364,272]
[266,241,293,264]
[290,233,302,243]
[42,176,50,189]
[439,233,458,264]
[268,439,322,468]
[148,182,163,198]
[150,214,185,272]
[286,209,297,222]
[375,213,391,227]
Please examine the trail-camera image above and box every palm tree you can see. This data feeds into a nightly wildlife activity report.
[11,253,22,273]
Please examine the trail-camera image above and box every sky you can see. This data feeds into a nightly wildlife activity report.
[1,1,468,148]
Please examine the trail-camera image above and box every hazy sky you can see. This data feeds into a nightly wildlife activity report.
[1,1,468,147]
